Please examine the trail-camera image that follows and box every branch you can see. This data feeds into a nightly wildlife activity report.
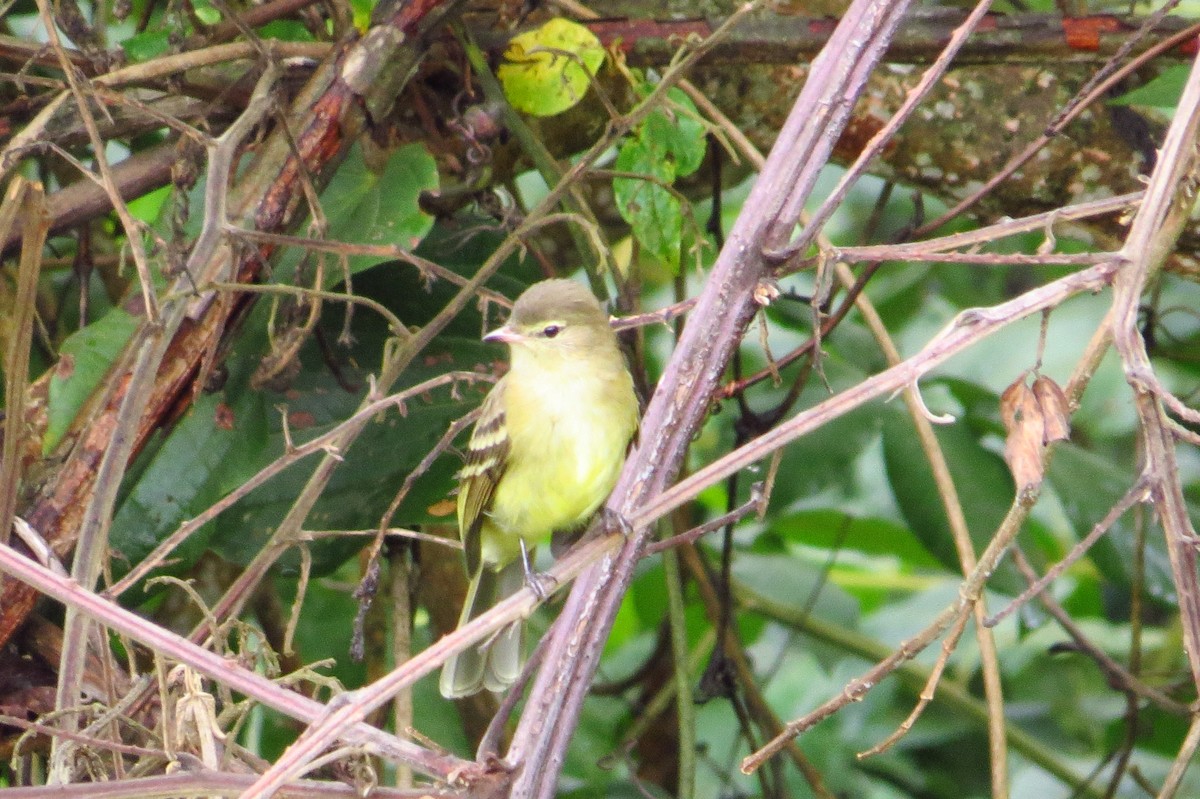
[637,260,1116,535]
[0,0,467,651]
[561,11,1200,67]
[506,3,917,796]
[1108,44,1200,695]
[0,542,470,781]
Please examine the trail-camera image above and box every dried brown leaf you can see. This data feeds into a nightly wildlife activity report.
[1032,374,1071,443]
[1001,375,1045,489]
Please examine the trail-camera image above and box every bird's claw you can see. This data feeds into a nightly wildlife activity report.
[525,570,558,601]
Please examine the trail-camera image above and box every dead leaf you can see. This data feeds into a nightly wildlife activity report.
[1000,376,1045,490]
[1032,375,1071,443]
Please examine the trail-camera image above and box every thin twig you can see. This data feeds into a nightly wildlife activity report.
[1108,44,1200,696]
[1008,548,1188,716]
[34,0,158,322]
[918,10,1198,236]
[857,611,972,758]
[984,478,1151,628]
[832,193,1141,264]
[107,373,485,598]
[832,248,1008,793]
[643,260,1118,538]
[736,575,1106,796]
[680,546,835,798]
[0,180,47,546]
[0,541,470,780]
[642,484,765,556]
[222,530,628,799]
[352,407,482,658]
[783,0,1000,259]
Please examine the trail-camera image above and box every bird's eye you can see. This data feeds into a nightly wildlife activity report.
[542,324,562,338]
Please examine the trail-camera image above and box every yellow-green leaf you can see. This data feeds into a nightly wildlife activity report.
[497,18,605,117]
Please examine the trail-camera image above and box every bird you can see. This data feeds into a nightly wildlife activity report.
[439,279,639,698]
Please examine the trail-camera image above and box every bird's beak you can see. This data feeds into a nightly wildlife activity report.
[483,325,522,344]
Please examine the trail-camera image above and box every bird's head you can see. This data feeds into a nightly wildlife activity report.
[484,279,615,361]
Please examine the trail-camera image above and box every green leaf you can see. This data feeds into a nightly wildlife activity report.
[1046,443,1178,605]
[734,552,859,628]
[612,88,706,271]
[275,142,437,283]
[45,309,139,454]
[126,185,171,224]
[111,392,266,571]
[349,0,372,31]
[497,18,605,117]
[613,138,682,269]
[768,402,881,506]
[881,409,1022,593]
[774,510,942,568]
[641,90,707,177]
[192,0,221,24]
[199,265,493,574]
[120,30,170,63]
[257,19,315,41]
[209,397,465,571]
[1110,64,1189,109]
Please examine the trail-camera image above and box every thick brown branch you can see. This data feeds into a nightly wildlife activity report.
[493,10,1200,67]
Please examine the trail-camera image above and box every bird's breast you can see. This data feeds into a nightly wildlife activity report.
[485,359,635,550]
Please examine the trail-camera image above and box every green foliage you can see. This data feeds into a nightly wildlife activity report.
[191,0,220,25]
[1047,444,1179,604]
[45,308,138,453]
[881,406,1023,593]
[111,266,486,580]
[613,87,707,271]
[1110,64,1190,109]
[497,18,606,117]
[112,392,264,569]
[258,19,316,41]
[120,30,170,62]
[274,142,438,283]
[9,3,1200,795]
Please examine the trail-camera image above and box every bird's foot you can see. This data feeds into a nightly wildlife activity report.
[519,537,557,600]
[524,569,558,601]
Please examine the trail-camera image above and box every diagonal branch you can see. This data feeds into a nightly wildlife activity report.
[506,2,917,796]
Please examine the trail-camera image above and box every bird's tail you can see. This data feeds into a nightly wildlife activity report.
[438,558,525,698]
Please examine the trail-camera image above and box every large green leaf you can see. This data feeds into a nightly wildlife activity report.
[274,142,438,283]
[774,509,942,569]
[768,402,882,507]
[734,551,860,628]
[1110,64,1189,109]
[45,308,139,454]
[110,257,498,581]
[1046,443,1177,607]
[202,264,501,573]
[881,408,1022,593]
[111,391,269,572]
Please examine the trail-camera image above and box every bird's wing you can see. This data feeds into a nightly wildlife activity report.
[457,378,510,575]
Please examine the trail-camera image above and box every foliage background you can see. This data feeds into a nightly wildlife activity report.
[0,0,1199,798]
